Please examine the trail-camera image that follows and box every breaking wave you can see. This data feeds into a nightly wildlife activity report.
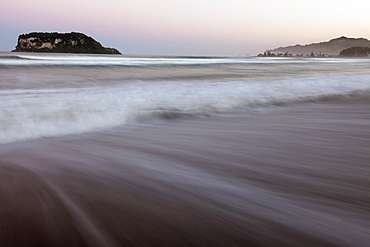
[1,74,370,144]
[0,55,364,67]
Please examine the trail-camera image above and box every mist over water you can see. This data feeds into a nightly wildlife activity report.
[1,53,370,246]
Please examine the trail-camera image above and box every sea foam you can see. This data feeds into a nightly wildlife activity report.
[1,74,370,144]
[1,55,364,67]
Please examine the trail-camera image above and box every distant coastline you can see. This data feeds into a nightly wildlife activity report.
[258,36,370,58]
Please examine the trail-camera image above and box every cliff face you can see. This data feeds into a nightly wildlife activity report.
[265,37,370,56]
[12,32,121,54]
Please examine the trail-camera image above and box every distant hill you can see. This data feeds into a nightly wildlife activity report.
[12,32,121,54]
[262,36,370,57]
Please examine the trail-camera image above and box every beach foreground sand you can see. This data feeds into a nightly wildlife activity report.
[1,95,370,247]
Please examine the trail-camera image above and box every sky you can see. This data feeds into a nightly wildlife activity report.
[1,0,370,56]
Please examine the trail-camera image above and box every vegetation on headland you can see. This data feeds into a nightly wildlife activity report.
[12,32,121,54]
[339,47,370,57]
[258,47,370,58]
[257,51,337,58]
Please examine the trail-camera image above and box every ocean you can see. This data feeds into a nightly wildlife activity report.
[1,52,370,246]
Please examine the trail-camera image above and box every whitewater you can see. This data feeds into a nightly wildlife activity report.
[1,53,370,144]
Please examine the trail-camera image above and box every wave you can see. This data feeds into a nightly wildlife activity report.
[0,55,31,60]
[1,74,370,144]
[1,55,365,67]
[1,55,248,67]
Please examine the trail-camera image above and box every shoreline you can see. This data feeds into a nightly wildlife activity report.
[1,93,370,246]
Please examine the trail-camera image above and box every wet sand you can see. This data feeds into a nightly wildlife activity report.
[1,96,370,246]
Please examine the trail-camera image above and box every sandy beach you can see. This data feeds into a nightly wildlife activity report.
[1,95,370,246]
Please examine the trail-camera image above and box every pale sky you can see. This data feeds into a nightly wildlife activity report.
[1,0,370,56]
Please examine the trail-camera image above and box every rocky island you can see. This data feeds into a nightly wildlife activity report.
[12,32,121,54]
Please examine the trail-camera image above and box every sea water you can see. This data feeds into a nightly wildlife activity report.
[1,52,370,246]
[1,52,370,144]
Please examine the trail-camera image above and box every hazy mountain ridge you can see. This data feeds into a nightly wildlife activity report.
[265,36,370,56]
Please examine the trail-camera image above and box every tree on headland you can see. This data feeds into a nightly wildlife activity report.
[257,50,291,57]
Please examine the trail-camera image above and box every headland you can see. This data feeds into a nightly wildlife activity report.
[259,36,370,57]
[12,32,121,54]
